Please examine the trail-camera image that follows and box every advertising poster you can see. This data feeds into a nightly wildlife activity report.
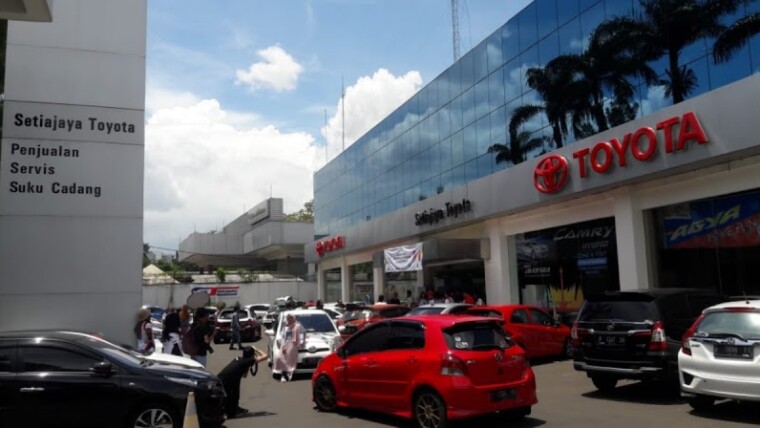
[384,243,423,272]
[516,218,618,312]
[662,190,760,249]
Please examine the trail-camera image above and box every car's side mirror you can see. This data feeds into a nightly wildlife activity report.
[90,361,114,377]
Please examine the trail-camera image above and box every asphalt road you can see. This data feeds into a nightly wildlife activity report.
[204,342,760,428]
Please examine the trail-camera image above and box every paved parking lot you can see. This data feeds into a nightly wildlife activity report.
[205,344,759,428]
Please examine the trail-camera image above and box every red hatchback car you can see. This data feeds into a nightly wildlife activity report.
[338,304,411,338]
[312,316,537,428]
[467,305,572,360]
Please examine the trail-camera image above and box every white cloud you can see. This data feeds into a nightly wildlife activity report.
[144,94,318,251]
[235,45,304,92]
[319,68,423,166]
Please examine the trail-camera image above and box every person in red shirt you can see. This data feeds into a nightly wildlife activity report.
[463,292,475,304]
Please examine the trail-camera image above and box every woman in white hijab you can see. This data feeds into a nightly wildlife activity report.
[274,314,303,382]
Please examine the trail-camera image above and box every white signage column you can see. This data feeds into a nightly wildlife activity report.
[0,1,147,345]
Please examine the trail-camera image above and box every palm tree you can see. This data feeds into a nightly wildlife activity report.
[487,131,546,165]
[547,27,658,134]
[508,62,578,149]
[714,10,760,63]
[595,0,741,104]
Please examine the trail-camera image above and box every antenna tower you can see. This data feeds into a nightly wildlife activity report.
[451,0,461,61]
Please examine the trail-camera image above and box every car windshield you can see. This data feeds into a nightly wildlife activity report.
[578,301,658,322]
[291,313,337,333]
[343,309,371,321]
[443,322,510,350]
[407,307,445,315]
[697,311,760,340]
[219,310,247,320]
[75,335,142,366]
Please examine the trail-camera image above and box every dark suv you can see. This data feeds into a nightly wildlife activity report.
[571,289,722,391]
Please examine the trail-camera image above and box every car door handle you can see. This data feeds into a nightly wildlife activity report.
[20,387,45,393]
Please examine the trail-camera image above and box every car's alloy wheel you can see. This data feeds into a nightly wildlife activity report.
[414,391,447,428]
[563,338,573,359]
[313,376,337,411]
[132,404,176,428]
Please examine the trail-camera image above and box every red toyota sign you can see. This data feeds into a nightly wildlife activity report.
[534,111,708,193]
[316,236,345,257]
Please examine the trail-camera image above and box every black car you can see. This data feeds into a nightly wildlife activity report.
[0,330,225,427]
[571,289,723,391]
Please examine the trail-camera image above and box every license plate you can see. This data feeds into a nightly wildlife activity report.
[490,388,516,402]
[715,344,754,359]
[302,357,321,366]
[597,335,625,347]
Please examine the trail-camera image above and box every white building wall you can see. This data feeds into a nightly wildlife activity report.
[0,0,147,345]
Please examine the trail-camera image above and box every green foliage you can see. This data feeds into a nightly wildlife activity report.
[238,269,258,283]
[142,243,151,268]
[283,199,314,222]
[216,267,227,283]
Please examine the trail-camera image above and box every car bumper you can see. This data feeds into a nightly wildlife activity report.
[439,369,537,420]
[680,358,760,402]
[573,356,670,380]
[192,388,227,427]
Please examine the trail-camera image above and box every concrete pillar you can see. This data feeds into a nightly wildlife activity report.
[484,220,514,304]
[614,189,653,291]
[373,267,385,303]
[317,266,325,301]
[340,259,351,302]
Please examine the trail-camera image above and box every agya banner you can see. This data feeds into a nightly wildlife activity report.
[384,243,423,273]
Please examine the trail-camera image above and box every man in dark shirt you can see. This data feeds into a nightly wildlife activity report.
[191,308,215,367]
[217,346,268,418]
[229,304,242,350]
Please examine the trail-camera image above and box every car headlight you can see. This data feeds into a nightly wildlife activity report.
[330,336,343,353]
[165,376,217,390]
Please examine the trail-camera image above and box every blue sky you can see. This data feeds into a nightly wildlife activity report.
[143,0,532,253]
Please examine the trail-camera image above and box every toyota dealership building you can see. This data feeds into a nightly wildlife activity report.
[307,0,760,312]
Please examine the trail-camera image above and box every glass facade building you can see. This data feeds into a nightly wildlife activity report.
[314,0,760,238]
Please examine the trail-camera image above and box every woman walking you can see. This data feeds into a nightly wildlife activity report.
[162,308,182,356]
[134,308,155,355]
[274,314,303,382]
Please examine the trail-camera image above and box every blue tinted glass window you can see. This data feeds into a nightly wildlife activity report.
[463,124,478,162]
[451,130,464,167]
[489,68,505,111]
[462,86,476,127]
[418,87,431,118]
[557,0,579,26]
[450,95,463,132]
[428,80,440,113]
[638,83,671,117]
[428,144,441,179]
[580,1,605,37]
[477,154,493,178]
[451,164,465,188]
[709,43,751,91]
[438,70,451,105]
[476,115,492,158]
[449,60,462,99]
[461,51,475,90]
[439,106,452,139]
[502,21,520,62]
[539,31,559,66]
[503,59,522,102]
[750,0,760,73]
[490,106,507,147]
[520,47,540,95]
[518,2,538,52]
[464,159,479,182]
[440,170,452,193]
[558,18,583,56]
[536,0,558,40]
[473,42,489,83]
[475,79,491,120]
[579,0,601,13]
[685,57,710,98]
[604,0,632,19]
[486,30,504,73]
[440,137,452,171]
[409,124,420,156]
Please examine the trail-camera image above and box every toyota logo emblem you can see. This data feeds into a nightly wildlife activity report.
[534,154,569,194]
[494,352,503,361]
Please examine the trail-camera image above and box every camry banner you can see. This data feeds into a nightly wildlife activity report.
[384,243,423,272]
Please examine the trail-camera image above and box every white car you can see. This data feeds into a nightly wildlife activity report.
[245,303,273,321]
[679,299,760,410]
[265,309,342,378]
[145,351,205,369]
[406,303,473,316]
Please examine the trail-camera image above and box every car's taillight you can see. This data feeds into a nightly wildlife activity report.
[648,321,667,352]
[681,314,703,356]
[571,322,590,348]
[440,353,467,376]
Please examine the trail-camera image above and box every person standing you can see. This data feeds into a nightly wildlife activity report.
[191,308,214,367]
[134,308,155,355]
[274,314,303,382]
[217,346,268,419]
[179,305,192,337]
[162,308,182,356]
[229,304,243,351]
